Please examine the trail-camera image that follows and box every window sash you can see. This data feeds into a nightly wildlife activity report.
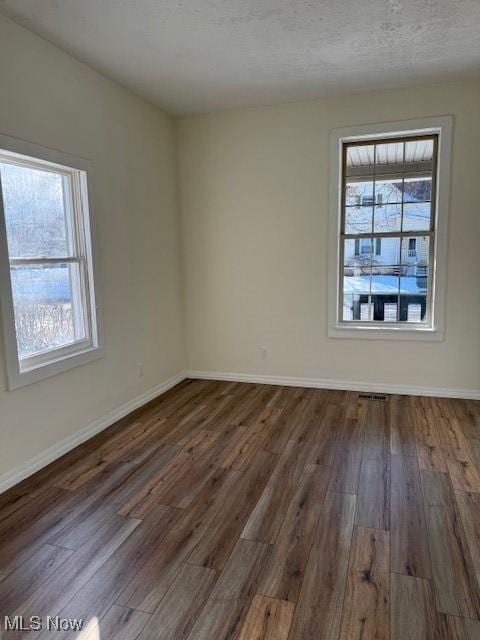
[339,232,435,327]
[0,142,100,383]
[0,158,95,367]
[338,133,438,328]
[341,134,438,235]
[9,255,94,366]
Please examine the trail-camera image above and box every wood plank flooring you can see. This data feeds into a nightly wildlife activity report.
[0,379,480,639]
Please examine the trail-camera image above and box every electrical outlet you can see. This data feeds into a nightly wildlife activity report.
[259,346,268,360]
[138,363,144,378]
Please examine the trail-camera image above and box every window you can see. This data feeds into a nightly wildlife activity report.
[360,238,372,254]
[0,135,102,388]
[328,117,452,340]
[408,238,416,256]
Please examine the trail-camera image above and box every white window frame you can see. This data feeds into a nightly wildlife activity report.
[328,116,452,341]
[0,134,104,389]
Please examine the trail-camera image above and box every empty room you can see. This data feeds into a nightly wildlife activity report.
[0,1,479,639]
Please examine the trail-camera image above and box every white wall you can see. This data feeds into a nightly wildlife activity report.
[0,15,185,478]
[178,80,480,394]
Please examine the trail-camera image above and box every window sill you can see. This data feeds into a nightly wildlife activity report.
[328,324,444,342]
[7,344,104,390]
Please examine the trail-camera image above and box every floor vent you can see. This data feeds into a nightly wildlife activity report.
[358,392,387,401]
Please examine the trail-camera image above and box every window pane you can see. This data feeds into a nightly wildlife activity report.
[384,302,398,321]
[345,180,373,206]
[344,272,371,296]
[405,139,434,163]
[373,236,401,267]
[0,162,73,258]
[346,145,375,172]
[10,263,86,358]
[402,202,431,231]
[403,176,432,202]
[374,179,402,204]
[345,205,372,234]
[399,274,427,296]
[371,267,400,297]
[399,295,427,322]
[344,238,372,275]
[401,235,429,268]
[360,301,372,321]
[407,303,422,322]
[374,203,402,233]
[375,141,404,167]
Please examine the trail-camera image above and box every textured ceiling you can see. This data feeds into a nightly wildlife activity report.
[1,0,479,114]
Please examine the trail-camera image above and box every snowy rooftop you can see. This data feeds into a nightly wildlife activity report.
[344,275,427,296]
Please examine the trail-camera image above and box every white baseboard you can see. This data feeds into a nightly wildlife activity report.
[2,367,476,496]
[0,371,186,495]
[187,370,480,400]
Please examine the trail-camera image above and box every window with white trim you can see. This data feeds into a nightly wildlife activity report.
[328,118,451,341]
[0,136,102,388]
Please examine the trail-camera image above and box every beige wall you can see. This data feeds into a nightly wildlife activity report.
[178,80,480,393]
[1,13,479,484]
[0,15,185,476]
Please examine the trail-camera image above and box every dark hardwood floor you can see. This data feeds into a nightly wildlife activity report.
[1,379,480,639]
